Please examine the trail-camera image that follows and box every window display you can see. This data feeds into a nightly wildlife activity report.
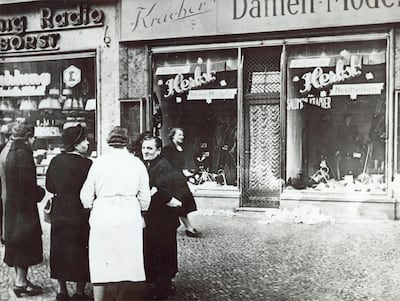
[0,56,96,180]
[285,40,387,194]
[152,50,238,187]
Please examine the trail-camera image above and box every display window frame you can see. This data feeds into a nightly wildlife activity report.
[0,51,98,179]
[150,49,241,190]
[282,35,394,198]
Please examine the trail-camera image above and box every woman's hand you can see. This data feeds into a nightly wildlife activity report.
[150,187,158,196]
[166,197,182,208]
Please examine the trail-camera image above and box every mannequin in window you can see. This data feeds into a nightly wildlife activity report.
[336,114,363,178]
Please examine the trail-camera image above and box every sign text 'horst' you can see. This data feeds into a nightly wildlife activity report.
[0,3,104,53]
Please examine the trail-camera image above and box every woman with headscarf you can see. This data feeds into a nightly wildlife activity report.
[163,127,201,238]
[4,121,45,297]
[142,135,182,300]
[80,126,150,301]
[45,124,93,301]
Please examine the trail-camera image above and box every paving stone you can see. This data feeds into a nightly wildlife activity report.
[2,212,400,300]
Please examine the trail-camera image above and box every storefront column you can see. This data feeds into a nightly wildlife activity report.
[119,45,150,139]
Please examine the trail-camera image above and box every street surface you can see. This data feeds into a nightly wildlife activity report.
[1,203,400,300]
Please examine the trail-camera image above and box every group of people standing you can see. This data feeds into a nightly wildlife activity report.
[0,121,201,301]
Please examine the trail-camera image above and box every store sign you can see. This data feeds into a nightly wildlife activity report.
[121,0,400,41]
[0,69,51,97]
[288,49,386,110]
[296,57,362,94]
[287,96,332,110]
[63,65,82,88]
[0,3,104,53]
[40,5,104,29]
[120,0,216,41]
[330,83,384,99]
[188,88,237,104]
[164,66,217,98]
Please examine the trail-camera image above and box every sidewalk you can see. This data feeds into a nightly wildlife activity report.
[1,205,400,300]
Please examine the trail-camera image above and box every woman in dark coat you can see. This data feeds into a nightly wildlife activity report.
[142,136,182,300]
[4,122,45,297]
[163,127,201,238]
[45,125,93,301]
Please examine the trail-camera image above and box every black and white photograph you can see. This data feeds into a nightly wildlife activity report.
[1,0,400,300]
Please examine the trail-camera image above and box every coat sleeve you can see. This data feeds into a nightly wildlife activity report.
[80,162,97,209]
[45,158,56,194]
[151,162,175,206]
[136,160,150,211]
[172,170,192,202]
[17,150,45,203]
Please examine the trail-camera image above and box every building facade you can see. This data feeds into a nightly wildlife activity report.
[2,0,400,219]
[119,0,400,219]
[0,0,120,184]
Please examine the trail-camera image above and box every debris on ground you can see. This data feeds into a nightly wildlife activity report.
[258,206,334,225]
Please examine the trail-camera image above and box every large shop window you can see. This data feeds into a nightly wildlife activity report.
[285,40,387,194]
[0,56,97,177]
[153,50,238,187]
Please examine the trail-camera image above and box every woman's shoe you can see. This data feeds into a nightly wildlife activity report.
[26,280,43,291]
[185,229,202,238]
[13,285,42,297]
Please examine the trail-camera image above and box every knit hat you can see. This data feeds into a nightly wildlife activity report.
[62,124,86,150]
[107,126,128,147]
[11,121,34,139]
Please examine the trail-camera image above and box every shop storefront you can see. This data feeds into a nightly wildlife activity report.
[0,0,119,184]
[119,0,400,218]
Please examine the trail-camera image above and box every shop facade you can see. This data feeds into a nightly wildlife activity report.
[0,0,120,184]
[119,0,400,219]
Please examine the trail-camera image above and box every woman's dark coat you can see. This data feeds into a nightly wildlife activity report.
[46,153,92,282]
[144,156,181,286]
[4,139,45,267]
[163,144,197,215]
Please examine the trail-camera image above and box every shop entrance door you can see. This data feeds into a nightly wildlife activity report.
[241,47,282,208]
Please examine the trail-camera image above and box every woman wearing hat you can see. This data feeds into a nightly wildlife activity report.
[3,121,45,297]
[80,126,150,301]
[45,124,93,301]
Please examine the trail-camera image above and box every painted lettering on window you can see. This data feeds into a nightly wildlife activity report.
[296,57,362,94]
[164,66,216,98]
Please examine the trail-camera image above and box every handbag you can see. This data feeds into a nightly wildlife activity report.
[43,197,53,224]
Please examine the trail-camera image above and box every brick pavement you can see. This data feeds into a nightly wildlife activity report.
[1,206,400,300]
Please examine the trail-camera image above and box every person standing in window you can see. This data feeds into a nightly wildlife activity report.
[46,125,93,301]
[4,122,45,297]
[142,136,182,300]
[163,128,201,238]
[80,126,150,301]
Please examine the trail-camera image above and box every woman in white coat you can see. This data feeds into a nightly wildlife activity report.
[80,126,150,301]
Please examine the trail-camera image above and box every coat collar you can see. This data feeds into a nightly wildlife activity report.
[10,139,32,153]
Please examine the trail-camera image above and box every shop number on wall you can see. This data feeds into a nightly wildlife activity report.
[63,65,81,88]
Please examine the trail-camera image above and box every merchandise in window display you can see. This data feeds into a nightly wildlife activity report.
[285,42,387,194]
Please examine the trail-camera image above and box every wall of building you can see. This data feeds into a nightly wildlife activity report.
[395,27,400,90]
[119,45,148,99]
[0,1,120,154]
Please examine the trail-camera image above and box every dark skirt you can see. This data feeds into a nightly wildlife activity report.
[144,225,178,284]
[4,234,43,267]
[50,198,90,282]
[179,191,197,216]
